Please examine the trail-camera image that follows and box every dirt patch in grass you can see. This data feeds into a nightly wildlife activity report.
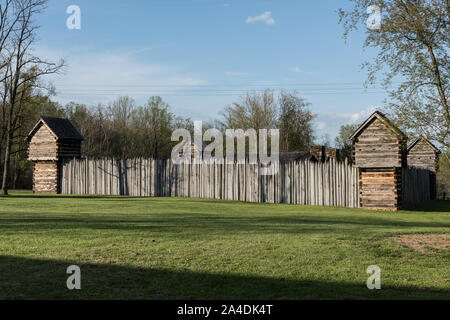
[389,234,450,254]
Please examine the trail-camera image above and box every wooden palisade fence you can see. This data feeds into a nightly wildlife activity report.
[26,115,436,210]
[401,167,431,208]
[60,158,361,208]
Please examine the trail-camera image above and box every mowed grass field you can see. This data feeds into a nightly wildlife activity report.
[0,191,449,299]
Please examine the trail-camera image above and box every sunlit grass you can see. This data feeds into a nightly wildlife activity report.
[0,191,448,299]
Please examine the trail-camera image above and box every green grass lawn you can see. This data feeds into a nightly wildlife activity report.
[0,191,449,299]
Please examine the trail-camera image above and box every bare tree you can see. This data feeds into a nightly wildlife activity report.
[0,0,64,195]
[220,89,278,131]
[221,90,316,152]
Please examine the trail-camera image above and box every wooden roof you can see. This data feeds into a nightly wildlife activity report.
[26,117,84,141]
[407,137,441,154]
[349,111,407,141]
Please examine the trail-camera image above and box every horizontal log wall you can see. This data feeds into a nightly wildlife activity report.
[407,139,438,172]
[57,140,82,159]
[33,161,59,193]
[28,124,81,161]
[359,167,431,210]
[60,158,360,208]
[359,168,402,211]
[353,118,405,168]
[28,125,58,161]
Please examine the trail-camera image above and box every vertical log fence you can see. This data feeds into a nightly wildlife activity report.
[60,158,361,208]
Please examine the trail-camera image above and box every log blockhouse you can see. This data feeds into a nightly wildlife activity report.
[350,111,408,211]
[26,117,83,193]
[407,137,440,199]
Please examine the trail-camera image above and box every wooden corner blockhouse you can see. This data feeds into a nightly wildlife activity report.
[407,137,441,199]
[26,117,83,194]
[350,111,408,211]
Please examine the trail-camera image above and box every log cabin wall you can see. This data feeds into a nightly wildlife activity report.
[58,140,82,158]
[27,124,59,194]
[351,112,407,211]
[309,146,325,162]
[407,138,439,172]
[359,168,402,211]
[28,125,58,161]
[33,161,59,194]
[325,148,339,161]
[407,138,440,200]
[26,118,83,194]
[352,117,406,168]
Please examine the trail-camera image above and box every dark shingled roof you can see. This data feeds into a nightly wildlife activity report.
[26,117,84,141]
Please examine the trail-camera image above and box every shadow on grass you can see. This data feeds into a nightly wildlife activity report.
[2,194,136,200]
[1,207,450,235]
[0,255,448,300]
[404,200,450,213]
[0,212,449,235]
[4,193,450,211]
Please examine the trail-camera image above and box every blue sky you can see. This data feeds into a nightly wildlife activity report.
[36,0,388,144]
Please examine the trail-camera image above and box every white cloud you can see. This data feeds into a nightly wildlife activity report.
[318,106,382,123]
[348,106,380,123]
[246,11,275,25]
[313,106,382,144]
[289,66,302,73]
[34,46,205,105]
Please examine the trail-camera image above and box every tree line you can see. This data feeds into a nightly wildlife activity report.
[0,88,319,190]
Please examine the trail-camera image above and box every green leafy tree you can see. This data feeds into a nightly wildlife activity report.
[133,96,176,159]
[338,0,449,152]
[278,91,315,152]
[335,124,360,163]
[437,153,450,199]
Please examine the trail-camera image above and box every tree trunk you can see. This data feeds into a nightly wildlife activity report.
[12,154,17,190]
[426,44,449,133]
[1,132,12,195]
